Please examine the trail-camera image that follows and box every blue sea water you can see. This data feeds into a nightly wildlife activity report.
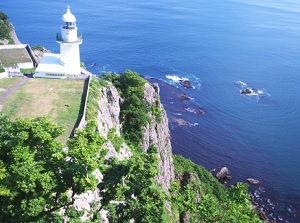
[1,0,300,221]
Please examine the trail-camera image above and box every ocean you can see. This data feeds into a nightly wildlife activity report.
[1,0,299,222]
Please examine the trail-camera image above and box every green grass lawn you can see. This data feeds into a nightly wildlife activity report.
[0,48,32,66]
[0,77,23,96]
[0,78,86,144]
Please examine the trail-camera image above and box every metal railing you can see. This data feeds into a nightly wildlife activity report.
[56,33,83,43]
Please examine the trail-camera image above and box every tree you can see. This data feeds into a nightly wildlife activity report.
[99,147,170,222]
[0,116,107,222]
[0,19,11,40]
[0,11,8,21]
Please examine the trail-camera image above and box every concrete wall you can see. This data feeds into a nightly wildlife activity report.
[77,73,92,130]
[17,62,33,69]
[0,44,27,49]
[0,71,8,79]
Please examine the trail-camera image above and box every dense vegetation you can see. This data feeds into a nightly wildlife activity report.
[104,70,150,145]
[0,116,107,222]
[172,155,262,223]
[0,70,262,222]
[0,11,13,44]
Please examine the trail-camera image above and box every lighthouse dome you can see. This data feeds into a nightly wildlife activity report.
[62,6,76,22]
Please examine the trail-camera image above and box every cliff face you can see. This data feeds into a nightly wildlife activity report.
[96,81,174,192]
[96,81,132,160]
[142,83,174,192]
[70,79,175,221]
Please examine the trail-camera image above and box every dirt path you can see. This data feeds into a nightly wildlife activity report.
[0,76,29,104]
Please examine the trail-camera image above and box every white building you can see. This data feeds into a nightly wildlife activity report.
[35,6,83,77]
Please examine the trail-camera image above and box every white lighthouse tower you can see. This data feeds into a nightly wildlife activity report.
[56,6,82,75]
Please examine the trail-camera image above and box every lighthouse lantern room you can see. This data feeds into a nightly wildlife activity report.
[56,6,82,75]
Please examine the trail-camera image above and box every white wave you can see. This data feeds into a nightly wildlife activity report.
[236,80,247,87]
[165,75,188,82]
[189,122,199,127]
[172,112,182,116]
[192,74,202,89]
[184,107,195,113]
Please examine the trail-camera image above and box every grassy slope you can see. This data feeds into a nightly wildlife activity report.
[0,77,23,96]
[0,78,85,143]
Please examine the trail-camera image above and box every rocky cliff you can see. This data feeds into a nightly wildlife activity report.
[96,81,174,192]
[141,82,174,192]
[70,78,175,221]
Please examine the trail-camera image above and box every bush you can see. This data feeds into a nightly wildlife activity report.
[172,155,262,223]
[31,45,44,51]
[0,12,11,41]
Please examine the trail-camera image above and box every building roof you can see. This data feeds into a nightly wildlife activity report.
[35,53,68,75]
[62,6,76,23]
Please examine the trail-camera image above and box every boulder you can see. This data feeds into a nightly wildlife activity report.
[216,167,230,180]
[179,80,193,89]
[179,93,190,101]
[247,178,260,185]
[195,108,205,115]
[241,88,252,94]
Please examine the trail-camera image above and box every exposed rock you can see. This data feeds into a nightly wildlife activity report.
[142,82,175,193]
[9,23,21,44]
[32,47,50,62]
[181,213,191,223]
[179,80,193,89]
[247,178,260,185]
[104,140,132,161]
[179,93,190,101]
[0,39,9,45]
[226,175,232,180]
[174,117,189,126]
[241,88,258,95]
[96,82,122,137]
[195,108,205,115]
[216,167,230,180]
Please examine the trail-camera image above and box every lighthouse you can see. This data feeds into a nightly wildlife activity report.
[35,6,86,78]
[56,6,82,75]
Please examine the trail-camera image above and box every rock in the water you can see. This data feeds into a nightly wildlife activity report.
[241,88,258,95]
[195,108,205,115]
[226,175,232,180]
[216,167,230,180]
[241,88,253,94]
[179,80,193,89]
[179,93,190,101]
[247,178,260,185]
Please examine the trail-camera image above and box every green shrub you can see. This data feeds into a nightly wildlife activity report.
[0,12,12,41]
[31,45,44,51]
[172,155,262,223]
[107,128,124,153]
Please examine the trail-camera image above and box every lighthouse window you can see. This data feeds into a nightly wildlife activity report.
[63,22,76,29]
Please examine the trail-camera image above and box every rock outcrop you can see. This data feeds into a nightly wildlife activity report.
[247,178,260,185]
[32,47,50,62]
[216,167,230,180]
[96,81,131,160]
[70,80,175,220]
[142,82,175,192]
[96,82,122,136]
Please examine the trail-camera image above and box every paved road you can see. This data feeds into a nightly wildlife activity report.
[0,76,29,103]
